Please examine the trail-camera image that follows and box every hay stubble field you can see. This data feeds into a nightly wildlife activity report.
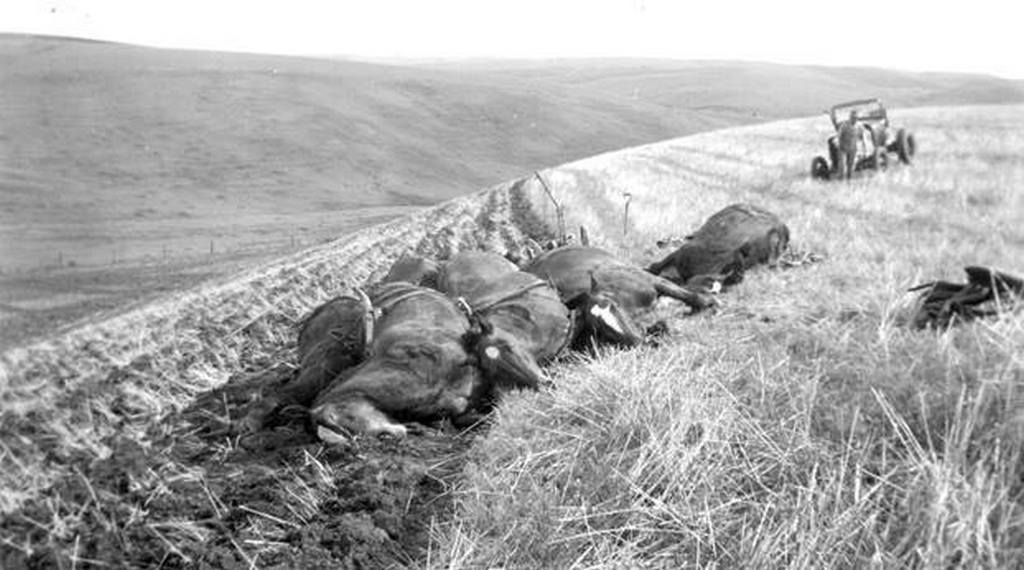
[2,34,1024,568]
[435,104,1024,567]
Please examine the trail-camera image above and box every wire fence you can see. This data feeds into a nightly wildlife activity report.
[0,234,322,276]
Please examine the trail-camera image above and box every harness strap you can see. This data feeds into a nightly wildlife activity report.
[374,284,447,312]
[470,280,549,313]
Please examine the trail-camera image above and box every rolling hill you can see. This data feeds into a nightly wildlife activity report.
[4,35,1023,272]
[0,35,727,271]
[0,34,730,348]
[1,103,1021,567]
[2,33,1023,349]
[422,57,1024,120]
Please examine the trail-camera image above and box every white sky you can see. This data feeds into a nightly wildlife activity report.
[4,0,1023,78]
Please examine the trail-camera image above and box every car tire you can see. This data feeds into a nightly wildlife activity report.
[811,156,830,180]
[896,129,915,164]
[827,138,841,176]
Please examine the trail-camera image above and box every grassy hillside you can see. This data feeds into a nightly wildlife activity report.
[433,103,1024,567]
[1,104,1021,567]
[4,36,1023,351]
[436,58,1024,122]
[0,35,726,272]
[0,35,719,349]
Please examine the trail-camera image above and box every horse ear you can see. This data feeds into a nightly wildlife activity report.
[579,225,590,246]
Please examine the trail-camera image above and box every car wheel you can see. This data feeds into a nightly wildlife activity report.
[827,138,840,176]
[811,156,830,180]
[896,129,914,164]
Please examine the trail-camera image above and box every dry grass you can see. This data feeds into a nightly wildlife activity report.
[2,104,1022,567]
[429,104,1024,568]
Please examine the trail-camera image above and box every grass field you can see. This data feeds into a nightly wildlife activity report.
[0,206,415,350]
[427,58,1024,122]
[0,34,737,275]
[433,103,1024,567]
[4,34,1024,351]
[0,34,721,349]
[1,103,1021,567]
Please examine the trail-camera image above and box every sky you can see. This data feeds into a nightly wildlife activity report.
[3,0,1023,79]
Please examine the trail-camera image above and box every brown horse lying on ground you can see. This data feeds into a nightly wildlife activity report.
[437,251,573,415]
[310,283,487,439]
[525,245,716,347]
[647,203,789,289]
[242,290,373,432]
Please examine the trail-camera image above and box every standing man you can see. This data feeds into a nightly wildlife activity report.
[836,110,864,180]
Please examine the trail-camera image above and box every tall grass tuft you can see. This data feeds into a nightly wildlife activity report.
[432,315,1024,568]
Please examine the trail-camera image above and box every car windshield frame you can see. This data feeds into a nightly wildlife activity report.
[830,99,887,127]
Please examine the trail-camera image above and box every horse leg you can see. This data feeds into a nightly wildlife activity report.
[653,277,717,311]
[312,396,408,441]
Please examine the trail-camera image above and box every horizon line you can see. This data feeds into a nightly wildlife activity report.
[3,31,1023,81]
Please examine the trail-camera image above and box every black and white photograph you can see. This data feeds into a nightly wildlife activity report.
[2,1,1022,567]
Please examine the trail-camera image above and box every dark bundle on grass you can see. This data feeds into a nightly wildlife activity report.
[909,265,1024,329]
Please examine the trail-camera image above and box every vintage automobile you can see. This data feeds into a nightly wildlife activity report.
[811,98,916,180]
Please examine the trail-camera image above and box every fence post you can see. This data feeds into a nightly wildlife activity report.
[534,171,565,240]
[622,192,632,237]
